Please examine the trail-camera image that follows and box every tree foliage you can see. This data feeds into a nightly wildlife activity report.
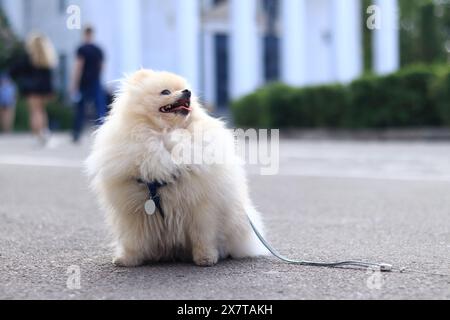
[398,0,449,66]
[363,0,449,71]
[0,7,24,71]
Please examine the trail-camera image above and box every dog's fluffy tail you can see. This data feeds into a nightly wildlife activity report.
[228,205,270,258]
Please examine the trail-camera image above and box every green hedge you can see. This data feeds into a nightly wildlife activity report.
[14,98,74,132]
[231,65,450,129]
[434,71,450,127]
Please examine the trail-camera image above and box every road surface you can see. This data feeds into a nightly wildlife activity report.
[0,134,449,299]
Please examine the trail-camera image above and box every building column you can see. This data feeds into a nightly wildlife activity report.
[202,30,215,107]
[118,0,143,75]
[230,0,261,99]
[373,0,400,74]
[175,0,200,91]
[280,0,308,86]
[331,0,363,83]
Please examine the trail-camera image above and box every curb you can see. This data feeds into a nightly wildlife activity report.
[279,128,450,141]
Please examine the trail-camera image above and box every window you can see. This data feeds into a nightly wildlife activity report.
[58,0,67,14]
[263,0,279,34]
[263,0,280,82]
[213,0,227,6]
[264,35,279,82]
[214,34,229,108]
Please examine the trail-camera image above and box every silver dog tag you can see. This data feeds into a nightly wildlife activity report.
[144,199,156,215]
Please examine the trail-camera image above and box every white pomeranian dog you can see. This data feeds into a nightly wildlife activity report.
[86,70,267,267]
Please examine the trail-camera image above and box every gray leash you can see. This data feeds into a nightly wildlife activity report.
[247,216,393,272]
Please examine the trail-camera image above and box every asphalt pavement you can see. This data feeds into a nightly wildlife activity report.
[0,133,449,299]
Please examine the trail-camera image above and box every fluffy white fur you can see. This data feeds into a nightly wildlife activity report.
[86,70,267,267]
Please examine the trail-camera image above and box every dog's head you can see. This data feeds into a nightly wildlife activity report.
[115,70,198,130]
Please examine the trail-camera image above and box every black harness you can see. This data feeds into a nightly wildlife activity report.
[137,179,168,219]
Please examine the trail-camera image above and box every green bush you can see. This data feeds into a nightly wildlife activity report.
[290,84,349,128]
[433,71,450,126]
[14,97,74,132]
[231,64,450,129]
[231,89,266,128]
[13,99,29,131]
[47,99,74,131]
[258,83,294,128]
[0,8,24,71]
[348,66,439,128]
[231,82,348,129]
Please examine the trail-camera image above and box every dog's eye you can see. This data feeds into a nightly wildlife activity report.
[160,89,171,96]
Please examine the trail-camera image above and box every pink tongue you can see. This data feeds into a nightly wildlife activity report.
[175,105,191,111]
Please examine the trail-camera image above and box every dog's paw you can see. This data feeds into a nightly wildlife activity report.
[112,255,144,268]
[193,250,219,267]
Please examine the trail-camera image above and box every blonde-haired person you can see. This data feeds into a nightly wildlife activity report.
[11,33,58,144]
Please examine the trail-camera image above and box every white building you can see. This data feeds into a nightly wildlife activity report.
[0,0,399,109]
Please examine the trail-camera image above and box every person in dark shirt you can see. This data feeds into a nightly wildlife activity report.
[71,26,107,143]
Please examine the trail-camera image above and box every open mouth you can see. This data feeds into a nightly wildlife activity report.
[159,98,192,115]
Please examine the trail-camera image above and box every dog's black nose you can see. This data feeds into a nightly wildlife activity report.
[182,89,191,99]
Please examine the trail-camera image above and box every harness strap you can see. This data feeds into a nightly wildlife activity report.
[137,179,167,219]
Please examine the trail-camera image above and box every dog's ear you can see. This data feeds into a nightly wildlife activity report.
[128,69,152,83]
[121,69,154,93]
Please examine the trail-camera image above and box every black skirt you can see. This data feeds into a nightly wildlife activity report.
[10,55,54,97]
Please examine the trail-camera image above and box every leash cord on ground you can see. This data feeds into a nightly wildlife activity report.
[247,216,393,272]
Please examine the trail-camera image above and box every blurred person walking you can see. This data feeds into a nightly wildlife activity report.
[10,33,57,145]
[0,73,16,132]
[71,26,107,143]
